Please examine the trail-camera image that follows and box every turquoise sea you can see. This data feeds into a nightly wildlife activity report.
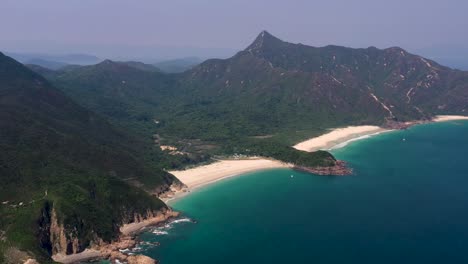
[137,121,468,263]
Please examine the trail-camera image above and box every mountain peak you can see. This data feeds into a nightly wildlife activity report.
[100,59,116,65]
[81,59,145,75]
[246,30,285,52]
[258,30,274,38]
[94,59,128,70]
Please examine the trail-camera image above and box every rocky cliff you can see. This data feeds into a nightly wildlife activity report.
[37,200,175,260]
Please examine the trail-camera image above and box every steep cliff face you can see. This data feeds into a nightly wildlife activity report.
[38,200,173,258]
[38,202,87,256]
[37,201,53,256]
[49,208,79,255]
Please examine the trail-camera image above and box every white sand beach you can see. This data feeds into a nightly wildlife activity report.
[433,115,468,122]
[293,126,388,152]
[166,116,468,197]
[169,158,291,190]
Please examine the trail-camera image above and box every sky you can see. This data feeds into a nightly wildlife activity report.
[1,0,468,65]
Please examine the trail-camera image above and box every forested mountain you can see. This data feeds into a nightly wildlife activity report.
[6,52,101,65]
[153,57,202,73]
[0,53,180,262]
[45,31,468,152]
[180,31,467,127]
[23,58,67,70]
[115,61,162,72]
[50,60,176,137]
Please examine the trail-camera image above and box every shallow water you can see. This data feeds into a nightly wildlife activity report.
[139,120,468,263]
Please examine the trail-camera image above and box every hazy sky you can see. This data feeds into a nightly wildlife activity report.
[2,0,468,61]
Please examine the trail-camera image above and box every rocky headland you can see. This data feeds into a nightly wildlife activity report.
[294,160,353,176]
[51,208,180,264]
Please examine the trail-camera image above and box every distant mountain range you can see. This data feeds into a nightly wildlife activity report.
[23,58,68,70]
[6,52,102,66]
[12,51,203,73]
[44,31,467,144]
[33,30,468,182]
[153,57,203,73]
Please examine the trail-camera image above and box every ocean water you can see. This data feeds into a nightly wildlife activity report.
[138,121,468,263]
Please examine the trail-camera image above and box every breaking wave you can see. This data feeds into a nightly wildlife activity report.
[152,230,169,235]
[149,217,195,236]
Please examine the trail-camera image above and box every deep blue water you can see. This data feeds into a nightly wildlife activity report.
[138,121,468,263]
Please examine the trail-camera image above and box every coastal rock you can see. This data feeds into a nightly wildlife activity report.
[24,259,40,264]
[108,249,157,264]
[126,255,157,264]
[157,182,187,200]
[120,208,180,235]
[92,210,177,263]
[109,251,127,262]
[42,205,84,256]
[49,207,70,255]
[294,160,353,176]
[48,205,178,263]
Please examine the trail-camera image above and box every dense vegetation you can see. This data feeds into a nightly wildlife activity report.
[153,57,202,73]
[221,137,336,167]
[39,31,468,170]
[0,53,178,262]
[45,59,338,168]
[8,30,468,261]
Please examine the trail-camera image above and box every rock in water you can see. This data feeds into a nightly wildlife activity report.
[127,255,157,264]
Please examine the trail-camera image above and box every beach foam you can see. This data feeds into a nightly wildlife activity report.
[170,218,192,224]
[148,217,195,237]
[328,130,392,150]
[152,230,169,235]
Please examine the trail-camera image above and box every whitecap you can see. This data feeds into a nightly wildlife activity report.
[170,218,192,224]
[152,230,169,235]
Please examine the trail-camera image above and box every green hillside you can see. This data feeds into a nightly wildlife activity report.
[42,31,468,167]
[154,57,202,73]
[0,53,179,263]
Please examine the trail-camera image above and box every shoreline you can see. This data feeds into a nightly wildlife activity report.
[165,158,292,204]
[119,209,180,236]
[52,249,101,264]
[432,115,468,122]
[293,125,389,152]
[53,115,468,263]
[327,130,393,150]
[165,115,468,203]
[52,209,179,264]
[294,115,468,152]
